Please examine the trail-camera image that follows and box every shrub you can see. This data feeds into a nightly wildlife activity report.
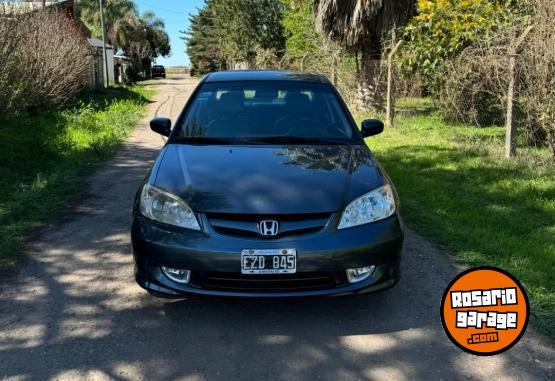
[517,0,555,155]
[0,19,22,114]
[435,46,507,126]
[0,9,90,116]
[400,0,510,77]
[434,0,555,157]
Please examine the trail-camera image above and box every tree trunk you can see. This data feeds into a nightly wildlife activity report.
[357,38,384,112]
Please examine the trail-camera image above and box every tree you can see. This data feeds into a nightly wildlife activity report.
[77,0,137,50]
[183,0,286,72]
[282,1,320,59]
[315,0,415,111]
[124,11,171,76]
[401,0,510,77]
[183,0,225,75]
[77,1,170,78]
[212,0,286,67]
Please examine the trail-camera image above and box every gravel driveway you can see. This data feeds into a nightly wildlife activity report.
[0,75,553,381]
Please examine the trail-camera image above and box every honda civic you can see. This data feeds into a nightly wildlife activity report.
[132,71,404,298]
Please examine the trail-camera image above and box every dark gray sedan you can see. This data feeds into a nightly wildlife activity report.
[131,71,403,298]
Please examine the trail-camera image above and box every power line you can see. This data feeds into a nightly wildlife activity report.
[134,0,189,14]
[134,1,284,25]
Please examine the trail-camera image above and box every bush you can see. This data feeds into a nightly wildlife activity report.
[0,9,90,115]
[517,0,555,155]
[0,19,22,114]
[435,50,506,126]
[400,0,555,157]
[434,0,555,157]
[400,0,510,77]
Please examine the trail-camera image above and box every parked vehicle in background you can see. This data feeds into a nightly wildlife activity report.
[152,65,166,78]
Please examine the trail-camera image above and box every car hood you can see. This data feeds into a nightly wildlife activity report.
[152,144,385,214]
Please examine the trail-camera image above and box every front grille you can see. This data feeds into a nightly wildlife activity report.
[206,212,332,239]
[194,271,343,292]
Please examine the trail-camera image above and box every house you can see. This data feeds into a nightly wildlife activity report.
[114,54,131,84]
[87,38,115,87]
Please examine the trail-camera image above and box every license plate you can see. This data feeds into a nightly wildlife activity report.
[241,249,296,274]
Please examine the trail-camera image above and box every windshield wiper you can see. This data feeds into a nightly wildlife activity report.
[174,136,349,145]
[244,136,348,145]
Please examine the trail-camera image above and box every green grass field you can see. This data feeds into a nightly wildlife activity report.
[361,101,554,339]
[0,86,152,269]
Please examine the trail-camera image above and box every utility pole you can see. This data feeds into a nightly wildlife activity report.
[99,0,110,87]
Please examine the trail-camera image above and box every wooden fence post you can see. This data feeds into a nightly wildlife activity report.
[505,52,517,158]
[386,35,402,128]
[332,51,338,86]
[300,52,308,71]
[504,25,534,159]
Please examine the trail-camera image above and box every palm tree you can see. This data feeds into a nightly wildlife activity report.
[315,0,415,111]
[139,11,171,60]
[77,0,137,51]
[122,11,170,75]
[77,2,170,77]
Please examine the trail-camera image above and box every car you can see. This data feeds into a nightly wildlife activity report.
[132,70,404,298]
[151,65,166,78]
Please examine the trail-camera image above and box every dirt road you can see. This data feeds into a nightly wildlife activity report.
[0,75,553,381]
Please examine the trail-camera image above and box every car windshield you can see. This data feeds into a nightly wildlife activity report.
[174,81,358,144]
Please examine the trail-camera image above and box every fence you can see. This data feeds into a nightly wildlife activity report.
[208,9,555,158]
[248,14,554,159]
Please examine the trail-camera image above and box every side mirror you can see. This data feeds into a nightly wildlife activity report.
[150,117,171,137]
[361,119,384,138]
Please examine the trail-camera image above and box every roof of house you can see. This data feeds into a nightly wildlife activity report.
[204,70,328,83]
[87,38,113,49]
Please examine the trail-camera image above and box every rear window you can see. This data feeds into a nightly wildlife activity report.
[175,81,357,142]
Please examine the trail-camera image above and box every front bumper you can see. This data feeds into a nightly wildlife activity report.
[131,213,403,298]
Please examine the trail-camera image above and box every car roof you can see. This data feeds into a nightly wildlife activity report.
[204,70,329,84]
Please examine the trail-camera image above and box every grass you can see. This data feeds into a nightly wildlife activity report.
[0,86,152,268]
[361,100,555,340]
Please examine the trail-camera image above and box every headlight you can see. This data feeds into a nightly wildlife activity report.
[140,183,201,230]
[338,184,396,229]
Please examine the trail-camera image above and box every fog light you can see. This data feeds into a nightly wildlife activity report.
[346,266,375,283]
[161,266,191,284]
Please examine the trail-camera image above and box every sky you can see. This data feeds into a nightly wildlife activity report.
[135,0,205,67]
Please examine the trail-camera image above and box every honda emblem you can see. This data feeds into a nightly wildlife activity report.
[259,220,279,236]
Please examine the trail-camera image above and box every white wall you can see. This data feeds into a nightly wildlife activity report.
[107,48,115,84]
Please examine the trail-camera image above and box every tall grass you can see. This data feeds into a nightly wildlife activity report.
[0,86,152,268]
